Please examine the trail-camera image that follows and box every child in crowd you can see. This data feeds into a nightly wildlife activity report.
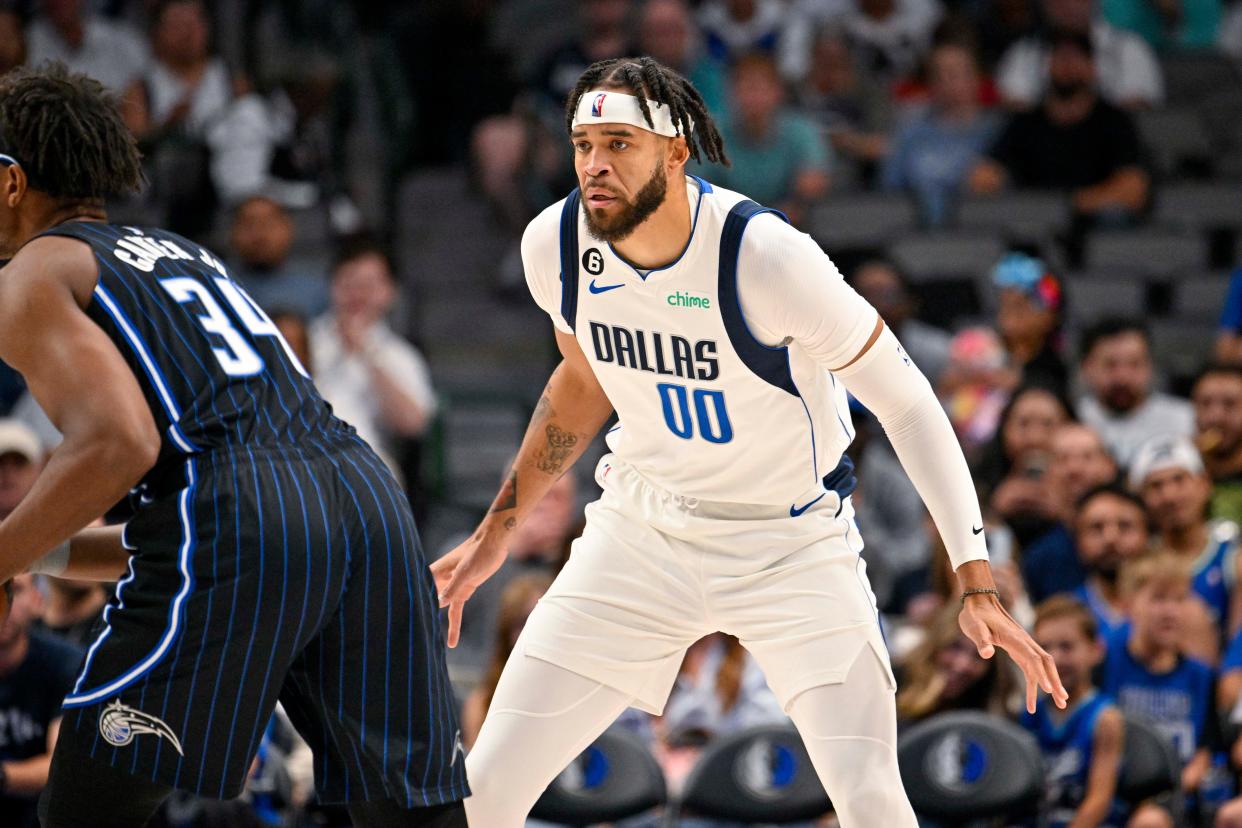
[1104,554,1228,827]
[1023,595,1124,828]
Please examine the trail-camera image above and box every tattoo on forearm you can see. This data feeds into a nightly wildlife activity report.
[490,471,517,514]
[537,425,579,474]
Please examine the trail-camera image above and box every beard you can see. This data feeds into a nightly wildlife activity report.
[1100,384,1142,414]
[583,162,668,244]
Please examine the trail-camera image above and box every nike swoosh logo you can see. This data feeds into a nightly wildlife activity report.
[588,280,625,294]
[790,492,827,517]
[972,525,984,535]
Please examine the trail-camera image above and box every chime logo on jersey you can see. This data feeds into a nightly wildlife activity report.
[99,699,184,756]
[666,290,712,310]
[591,93,607,117]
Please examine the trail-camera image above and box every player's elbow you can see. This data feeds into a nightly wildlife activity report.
[104,417,161,482]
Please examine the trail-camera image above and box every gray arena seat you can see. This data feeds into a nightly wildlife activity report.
[1066,277,1147,325]
[955,191,1071,241]
[897,711,1045,823]
[1084,230,1209,276]
[676,723,832,824]
[1172,273,1230,322]
[806,193,919,250]
[530,729,666,826]
[1136,109,1213,175]
[1149,319,1215,380]
[888,233,1007,285]
[1154,184,1242,233]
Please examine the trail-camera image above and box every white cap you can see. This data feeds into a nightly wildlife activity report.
[1128,435,1205,490]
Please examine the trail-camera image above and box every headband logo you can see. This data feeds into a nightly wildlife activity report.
[591,93,607,118]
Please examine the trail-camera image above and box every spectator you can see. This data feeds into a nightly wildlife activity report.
[697,0,805,79]
[0,421,40,522]
[1194,364,1242,526]
[310,239,436,471]
[990,253,1069,395]
[271,310,313,376]
[1101,0,1221,51]
[33,578,105,649]
[978,384,1073,546]
[1021,423,1119,603]
[638,0,728,119]
[0,575,82,828]
[121,0,234,238]
[0,9,26,76]
[1215,630,1242,827]
[1076,318,1195,467]
[528,0,633,115]
[461,573,554,749]
[662,634,785,746]
[850,259,952,384]
[881,38,1000,226]
[1223,1,1242,58]
[1022,596,1124,828]
[24,0,148,93]
[797,27,893,188]
[698,54,832,225]
[228,194,329,319]
[995,0,1164,109]
[942,326,1013,457]
[1130,436,1240,653]
[1217,268,1242,365]
[798,0,946,83]
[895,603,1019,723]
[970,31,1151,224]
[1070,484,1150,641]
[1103,553,1223,825]
[970,0,1042,69]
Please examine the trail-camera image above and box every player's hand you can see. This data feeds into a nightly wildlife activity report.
[959,592,1068,714]
[430,537,508,649]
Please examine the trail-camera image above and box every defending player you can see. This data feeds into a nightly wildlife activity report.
[0,64,466,826]
[433,56,1067,827]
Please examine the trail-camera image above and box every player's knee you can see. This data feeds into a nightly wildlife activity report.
[1128,803,1175,828]
[1217,797,1242,828]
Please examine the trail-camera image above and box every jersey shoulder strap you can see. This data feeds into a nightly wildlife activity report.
[558,189,582,332]
[717,199,796,397]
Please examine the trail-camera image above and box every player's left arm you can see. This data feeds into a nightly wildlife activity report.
[0,237,160,584]
[741,221,1066,712]
[1069,705,1123,828]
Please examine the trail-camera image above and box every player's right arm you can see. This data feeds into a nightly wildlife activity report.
[1068,705,1123,828]
[432,327,613,647]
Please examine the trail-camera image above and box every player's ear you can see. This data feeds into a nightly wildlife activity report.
[666,135,690,170]
[2,163,26,208]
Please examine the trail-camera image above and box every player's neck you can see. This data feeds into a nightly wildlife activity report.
[610,176,693,271]
[10,192,106,254]
[1127,629,1179,673]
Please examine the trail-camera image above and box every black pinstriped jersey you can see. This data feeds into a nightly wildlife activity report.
[35,221,354,478]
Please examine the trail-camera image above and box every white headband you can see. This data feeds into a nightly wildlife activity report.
[571,91,687,138]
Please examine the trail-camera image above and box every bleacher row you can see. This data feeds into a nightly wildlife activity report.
[532,713,1183,826]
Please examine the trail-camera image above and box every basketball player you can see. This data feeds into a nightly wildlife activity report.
[433,57,1069,827]
[0,64,466,826]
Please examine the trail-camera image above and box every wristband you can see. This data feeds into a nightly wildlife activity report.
[961,587,1001,605]
[27,539,71,577]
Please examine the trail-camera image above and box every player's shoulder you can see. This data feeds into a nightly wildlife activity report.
[699,185,826,274]
[522,194,573,264]
[1,232,100,305]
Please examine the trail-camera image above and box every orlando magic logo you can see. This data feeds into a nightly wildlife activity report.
[591,92,607,117]
[99,699,184,756]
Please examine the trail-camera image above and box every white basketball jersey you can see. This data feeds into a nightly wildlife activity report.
[531,177,857,507]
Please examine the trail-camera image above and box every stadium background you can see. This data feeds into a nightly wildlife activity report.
[2,0,1242,825]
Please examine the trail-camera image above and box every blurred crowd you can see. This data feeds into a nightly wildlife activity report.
[2,0,1242,826]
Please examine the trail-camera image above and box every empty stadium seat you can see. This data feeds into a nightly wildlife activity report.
[1161,51,1242,105]
[1173,273,1231,321]
[889,233,1007,284]
[955,191,1071,241]
[1084,230,1209,276]
[1117,717,1179,804]
[1154,184,1242,232]
[530,729,666,826]
[1149,319,1215,381]
[1066,277,1148,325]
[1137,109,1214,176]
[677,724,831,824]
[897,711,1044,822]
[806,193,919,250]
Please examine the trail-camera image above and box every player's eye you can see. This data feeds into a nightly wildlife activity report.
[574,141,590,152]
[612,140,628,151]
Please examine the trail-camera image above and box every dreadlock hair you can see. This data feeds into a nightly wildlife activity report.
[0,62,144,203]
[565,56,729,167]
